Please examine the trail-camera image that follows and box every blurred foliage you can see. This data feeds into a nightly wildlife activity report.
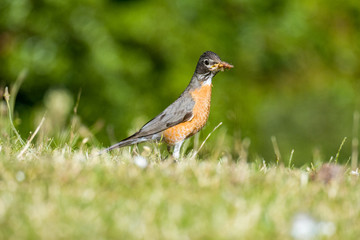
[1,0,360,165]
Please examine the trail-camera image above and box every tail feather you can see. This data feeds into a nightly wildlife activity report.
[100,133,155,154]
[104,138,143,152]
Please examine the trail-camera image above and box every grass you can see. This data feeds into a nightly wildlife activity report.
[1,81,360,239]
[0,146,359,239]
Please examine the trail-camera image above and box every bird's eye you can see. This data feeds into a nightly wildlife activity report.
[204,60,210,66]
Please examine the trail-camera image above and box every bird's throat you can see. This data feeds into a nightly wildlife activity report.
[202,78,212,86]
[199,72,214,86]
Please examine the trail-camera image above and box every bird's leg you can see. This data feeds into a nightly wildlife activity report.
[172,140,184,160]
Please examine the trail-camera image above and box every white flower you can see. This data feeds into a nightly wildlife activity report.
[134,156,148,169]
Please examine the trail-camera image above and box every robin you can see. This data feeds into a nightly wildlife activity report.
[104,51,233,158]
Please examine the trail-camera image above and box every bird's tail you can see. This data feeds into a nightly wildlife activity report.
[100,134,154,154]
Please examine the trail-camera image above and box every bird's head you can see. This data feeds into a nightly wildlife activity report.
[195,51,233,76]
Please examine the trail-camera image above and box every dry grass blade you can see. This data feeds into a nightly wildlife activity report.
[352,111,359,170]
[17,116,46,159]
[271,136,282,164]
[4,87,25,146]
[288,149,295,168]
[334,137,347,163]
[191,122,222,159]
[10,69,28,115]
[70,89,82,143]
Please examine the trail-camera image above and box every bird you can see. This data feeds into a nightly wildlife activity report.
[103,51,233,158]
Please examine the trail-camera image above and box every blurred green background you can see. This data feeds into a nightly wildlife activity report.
[1,0,360,165]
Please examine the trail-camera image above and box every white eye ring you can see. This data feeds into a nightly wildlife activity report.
[204,59,210,66]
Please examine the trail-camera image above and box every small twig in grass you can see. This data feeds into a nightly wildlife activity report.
[271,136,282,165]
[3,87,25,146]
[335,137,347,163]
[191,122,222,159]
[17,116,46,159]
[352,111,359,170]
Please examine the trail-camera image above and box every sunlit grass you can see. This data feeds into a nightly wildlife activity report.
[0,146,359,239]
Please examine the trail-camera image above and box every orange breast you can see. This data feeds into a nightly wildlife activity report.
[163,84,212,145]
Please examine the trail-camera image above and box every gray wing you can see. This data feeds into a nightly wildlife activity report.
[132,91,195,138]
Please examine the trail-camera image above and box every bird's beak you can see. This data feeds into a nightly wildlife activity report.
[210,61,234,72]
